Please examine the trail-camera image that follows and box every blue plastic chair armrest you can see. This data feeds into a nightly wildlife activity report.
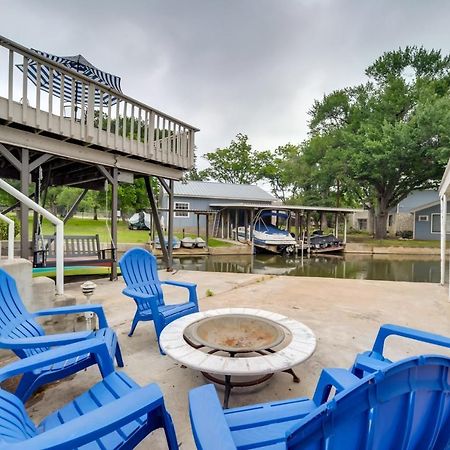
[312,368,360,405]
[352,353,391,374]
[189,384,236,450]
[8,383,165,450]
[33,304,109,329]
[0,339,114,383]
[372,324,450,356]
[0,330,95,349]
[162,280,198,304]
[122,287,153,300]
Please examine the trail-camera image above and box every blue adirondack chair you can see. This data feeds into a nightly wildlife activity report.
[0,339,178,449]
[189,354,450,449]
[0,268,123,402]
[119,248,199,351]
[351,323,450,377]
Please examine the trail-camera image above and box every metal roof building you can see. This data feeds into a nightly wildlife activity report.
[173,181,277,202]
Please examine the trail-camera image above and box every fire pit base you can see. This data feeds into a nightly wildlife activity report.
[202,367,300,408]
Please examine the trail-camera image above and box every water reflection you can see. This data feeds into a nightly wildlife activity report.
[171,253,442,283]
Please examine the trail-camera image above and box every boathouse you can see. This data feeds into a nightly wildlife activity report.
[161,180,276,233]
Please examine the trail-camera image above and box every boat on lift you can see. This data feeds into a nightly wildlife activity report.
[236,211,298,255]
[128,211,151,230]
[308,230,345,253]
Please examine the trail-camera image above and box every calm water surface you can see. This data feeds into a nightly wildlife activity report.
[169,253,442,283]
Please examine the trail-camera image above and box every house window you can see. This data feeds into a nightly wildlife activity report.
[174,202,190,218]
[418,215,429,222]
[388,215,393,226]
[430,213,450,233]
[357,218,367,230]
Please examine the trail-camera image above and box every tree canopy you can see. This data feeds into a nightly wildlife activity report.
[304,46,450,237]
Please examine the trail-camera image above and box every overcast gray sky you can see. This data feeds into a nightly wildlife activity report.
[1,0,450,168]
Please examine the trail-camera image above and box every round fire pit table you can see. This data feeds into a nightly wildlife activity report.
[159,308,316,408]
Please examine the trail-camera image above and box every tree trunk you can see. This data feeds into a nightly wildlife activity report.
[93,205,98,221]
[374,196,389,239]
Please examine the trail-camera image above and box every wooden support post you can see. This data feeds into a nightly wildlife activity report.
[20,148,30,259]
[295,212,300,244]
[226,210,231,239]
[167,179,174,270]
[205,213,209,248]
[335,213,339,238]
[197,213,200,238]
[343,214,347,244]
[244,209,248,241]
[220,213,224,239]
[234,209,238,241]
[306,212,310,254]
[32,175,40,254]
[145,177,170,268]
[63,188,88,223]
[111,167,118,280]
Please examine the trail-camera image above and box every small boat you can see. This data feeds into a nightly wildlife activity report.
[128,211,151,230]
[308,231,344,253]
[181,237,195,248]
[154,236,181,250]
[194,237,206,248]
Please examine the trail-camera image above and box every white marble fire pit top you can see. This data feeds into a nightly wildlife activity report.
[159,308,316,377]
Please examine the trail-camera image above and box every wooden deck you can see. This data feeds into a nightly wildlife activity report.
[0,35,198,178]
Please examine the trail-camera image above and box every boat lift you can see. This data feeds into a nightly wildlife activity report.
[209,203,360,254]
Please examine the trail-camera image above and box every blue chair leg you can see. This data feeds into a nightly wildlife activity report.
[128,315,140,337]
[115,343,124,367]
[154,321,166,355]
[162,409,178,450]
[15,372,38,403]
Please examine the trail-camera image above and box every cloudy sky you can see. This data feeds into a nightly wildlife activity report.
[1,0,450,168]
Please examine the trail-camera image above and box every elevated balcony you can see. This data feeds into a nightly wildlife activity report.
[0,35,198,179]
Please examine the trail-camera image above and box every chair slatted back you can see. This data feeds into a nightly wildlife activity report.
[119,248,164,308]
[0,269,47,358]
[287,355,450,450]
[0,389,37,445]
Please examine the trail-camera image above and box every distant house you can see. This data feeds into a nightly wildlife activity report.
[411,199,450,240]
[161,181,276,232]
[387,190,439,237]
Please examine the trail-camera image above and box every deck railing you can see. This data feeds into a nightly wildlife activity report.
[0,35,198,171]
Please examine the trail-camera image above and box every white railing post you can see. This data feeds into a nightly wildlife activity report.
[0,179,64,295]
[0,213,14,260]
[440,194,446,286]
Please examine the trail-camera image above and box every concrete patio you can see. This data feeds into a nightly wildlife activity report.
[21,272,450,449]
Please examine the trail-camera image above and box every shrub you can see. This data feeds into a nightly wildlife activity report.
[395,230,413,239]
[0,217,19,241]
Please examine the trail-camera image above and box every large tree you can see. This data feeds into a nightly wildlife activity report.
[307,46,450,238]
[202,133,266,184]
[259,144,302,201]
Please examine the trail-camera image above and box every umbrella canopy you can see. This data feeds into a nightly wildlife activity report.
[17,49,122,106]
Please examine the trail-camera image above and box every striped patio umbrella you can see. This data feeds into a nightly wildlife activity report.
[17,49,122,106]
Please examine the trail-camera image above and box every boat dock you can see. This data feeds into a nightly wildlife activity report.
[209,203,359,254]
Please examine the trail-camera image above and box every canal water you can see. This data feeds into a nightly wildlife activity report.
[170,253,442,283]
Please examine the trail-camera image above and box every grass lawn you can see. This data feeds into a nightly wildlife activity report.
[30,217,233,247]
[347,233,442,248]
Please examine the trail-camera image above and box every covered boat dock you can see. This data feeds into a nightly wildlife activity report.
[209,203,360,253]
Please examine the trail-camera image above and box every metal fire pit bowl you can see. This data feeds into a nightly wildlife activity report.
[183,314,287,352]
